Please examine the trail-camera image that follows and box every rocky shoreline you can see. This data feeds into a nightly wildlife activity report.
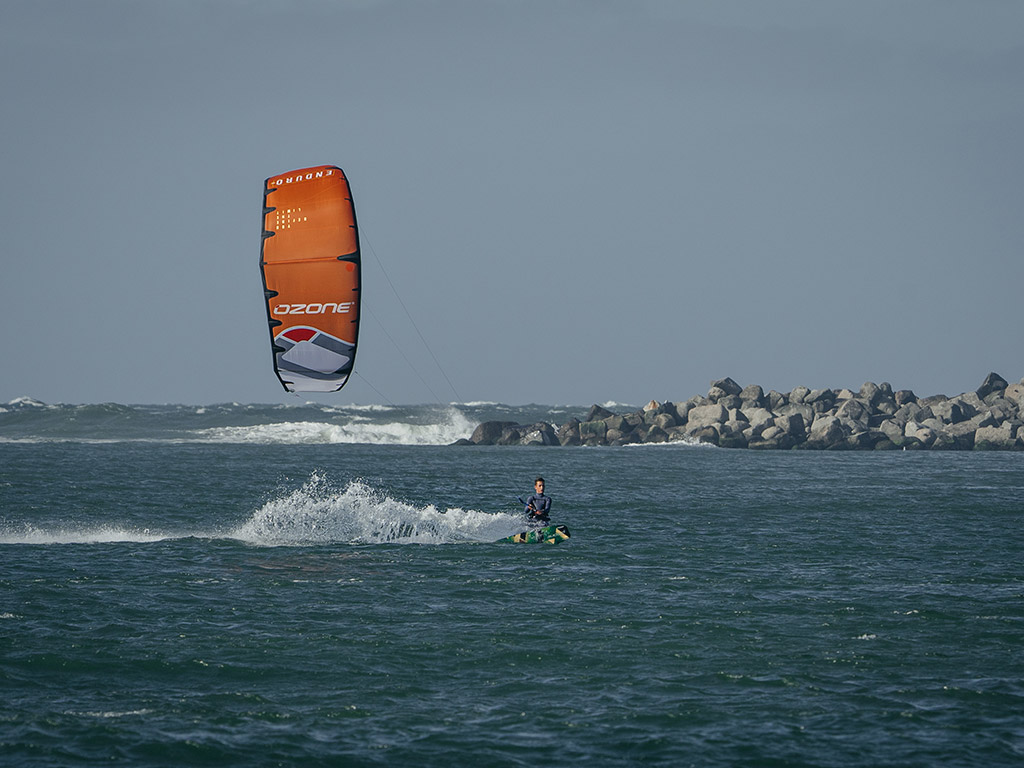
[463,373,1024,450]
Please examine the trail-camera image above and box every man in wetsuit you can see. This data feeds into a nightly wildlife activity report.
[523,477,551,526]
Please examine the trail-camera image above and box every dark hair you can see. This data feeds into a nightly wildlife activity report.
[535,476,545,484]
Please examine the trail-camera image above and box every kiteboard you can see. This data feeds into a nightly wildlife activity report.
[500,524,570,544]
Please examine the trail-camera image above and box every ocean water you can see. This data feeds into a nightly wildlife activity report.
[2,400,1022,766]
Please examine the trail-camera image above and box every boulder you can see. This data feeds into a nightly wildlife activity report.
[775,412,806,438]
[579,419,607,442]
[643,425,670,443]
[1004,382,1024,409]
[690,425,720,446]
[974,423,1017,450]
[945,421,979,450]
[673,401,693,423]
[744,407,775,431]
[471,420,518,445]
[521,422,557,446]
[806,414,845,448]
[859,381,882,407]
[929,400,967,424]
[904,422,937,448]
[789,385,811,404]
[585,404,616,422]
[836,398,870,426]
[976,372,1009,402]
[740,384,766,408]
[709,377,742,397]
[894,389,917,406]
[767,390,788,411]
[497,426,524,445]
[986,398,1017,423]
[686,403,728,432]
[556,419,582,446]
[776,403,814,427]
[653,412,678,431]
[877,419,905,446]
[806,389,836,413]
[604,414,627,432]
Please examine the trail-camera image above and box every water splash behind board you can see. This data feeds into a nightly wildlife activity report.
[231,474,523,546]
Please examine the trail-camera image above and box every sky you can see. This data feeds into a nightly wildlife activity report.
[2,0,1022,406]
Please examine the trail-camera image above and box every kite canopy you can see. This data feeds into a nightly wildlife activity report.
[260,165,360,393]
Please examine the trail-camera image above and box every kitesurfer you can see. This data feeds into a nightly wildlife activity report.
[523,477,551,526]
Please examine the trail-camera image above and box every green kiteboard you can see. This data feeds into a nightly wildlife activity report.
[501,524,571,544]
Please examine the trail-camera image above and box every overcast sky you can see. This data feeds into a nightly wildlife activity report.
[2,0,1021,406]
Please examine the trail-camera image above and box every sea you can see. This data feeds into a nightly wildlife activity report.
[2,398,1022,767]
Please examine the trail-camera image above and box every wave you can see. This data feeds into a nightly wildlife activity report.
[0,476,527,547]
[192,409,475,446]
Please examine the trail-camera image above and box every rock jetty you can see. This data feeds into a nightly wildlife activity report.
[464,373,1024,450]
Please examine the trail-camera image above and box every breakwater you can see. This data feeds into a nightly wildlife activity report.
[465,372,1024,450]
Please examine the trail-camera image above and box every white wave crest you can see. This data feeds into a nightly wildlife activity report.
[191,408,474,445]
[231,474,523,546]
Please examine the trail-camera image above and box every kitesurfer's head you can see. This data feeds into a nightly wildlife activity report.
[535,477,545,494]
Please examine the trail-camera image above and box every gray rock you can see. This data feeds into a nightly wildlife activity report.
[557,419,582,446]
[986,398,1017,423]
[775,412,806,438]
[744,407,775,430]
[806,389,836,413]
[471,421,518,445]
[585,404,616,422]
[930,400,967,424]
[686,404,728,432]
[1004,383,1024,409]
[710,377,742,397]
[974,423,1017,450]
[643,425,670,443]
[776,403,814,426]
[894,389,917,406]
[579,420,607,443]
[976,372,1009,402]
[497,426,524,445]
[767,390,788,411]
[836,398,870,425]
[691,426,720,446]
[653,412,678,431]
[673,401,693,423]
[521,422,557,446]
[604,414,627,432]
[945,421,979,449]
[904,422,937,448]
[740,384,766,408]
[789,386,811,404]
[806,414,845,448]
[878,419,905,445]
[859,381,882,406]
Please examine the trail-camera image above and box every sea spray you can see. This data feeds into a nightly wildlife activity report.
[231,474,524,546]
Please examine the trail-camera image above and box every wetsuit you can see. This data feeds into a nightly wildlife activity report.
[524,493,551,525]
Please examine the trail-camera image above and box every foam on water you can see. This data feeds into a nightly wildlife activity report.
[0,525,172,545]
[231,474,524,546]
[192,408,474,445]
